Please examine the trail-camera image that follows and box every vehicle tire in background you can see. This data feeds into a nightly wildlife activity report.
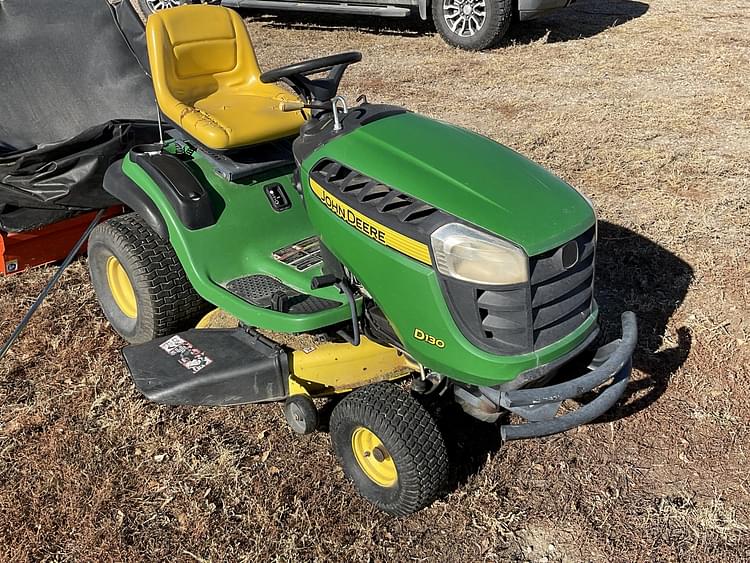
[432,0,512,50]
[88,213,211,344]
[330,382,449,516]
[136,0,183,15]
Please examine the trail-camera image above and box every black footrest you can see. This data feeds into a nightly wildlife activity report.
[225,274,340,314]
[123,328,289,406]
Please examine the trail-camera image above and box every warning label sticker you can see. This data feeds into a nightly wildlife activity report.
[159,335,213,374]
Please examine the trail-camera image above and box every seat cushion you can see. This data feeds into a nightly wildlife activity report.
[146,5,305,151]
[178,87,304,150]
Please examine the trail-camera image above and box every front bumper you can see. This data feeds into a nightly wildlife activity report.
[454,312,637,440]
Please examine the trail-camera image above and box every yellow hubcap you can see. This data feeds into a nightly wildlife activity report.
[106,256,137,319]
[351,427,398,487]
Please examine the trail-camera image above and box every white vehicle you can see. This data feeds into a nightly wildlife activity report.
[137,0,575,50]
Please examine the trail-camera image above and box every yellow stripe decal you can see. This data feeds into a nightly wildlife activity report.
[310,179,432,265]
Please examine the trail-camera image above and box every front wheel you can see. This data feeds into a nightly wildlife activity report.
[432,0,512,51]
[330,382,449,516]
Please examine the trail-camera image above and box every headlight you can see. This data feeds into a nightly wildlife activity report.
[430,223,528,285]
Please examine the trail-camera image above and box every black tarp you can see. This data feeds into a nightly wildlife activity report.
[0,0,158,231]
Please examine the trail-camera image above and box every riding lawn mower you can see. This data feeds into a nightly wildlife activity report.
[87,4,637,515]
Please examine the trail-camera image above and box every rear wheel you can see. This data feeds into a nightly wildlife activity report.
[330,382,449,515]
[432,0,512,50]
[88,213,210,344]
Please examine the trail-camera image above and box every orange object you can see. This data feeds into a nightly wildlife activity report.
[0,207,124,275]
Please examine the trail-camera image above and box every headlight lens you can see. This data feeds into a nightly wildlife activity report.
[430,223,528,285]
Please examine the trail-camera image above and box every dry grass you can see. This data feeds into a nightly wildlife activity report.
[1,0,749,560]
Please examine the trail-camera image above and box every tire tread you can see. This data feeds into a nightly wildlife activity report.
[89,213,210,342]
[432,0,513,51]
[330,382,449,516]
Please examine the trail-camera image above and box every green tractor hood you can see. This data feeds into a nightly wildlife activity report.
[305,112,595,256]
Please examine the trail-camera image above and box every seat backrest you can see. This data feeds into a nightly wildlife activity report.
[146,5,261,107]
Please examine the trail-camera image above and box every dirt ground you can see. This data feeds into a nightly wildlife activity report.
[1,0,749,560]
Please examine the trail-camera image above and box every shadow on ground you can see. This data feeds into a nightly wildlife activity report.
[433,220,692,491]
[593,221,693,422]
[509,0,649,44]
[241,0,649,46]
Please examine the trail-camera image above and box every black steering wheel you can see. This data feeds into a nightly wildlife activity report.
[260,52,362,104]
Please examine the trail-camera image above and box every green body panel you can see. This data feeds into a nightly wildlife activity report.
[300,113,598,386]
[304,172,598,386]
[123,110,598,387]
[121,146,352,333]
[301,112,595,256]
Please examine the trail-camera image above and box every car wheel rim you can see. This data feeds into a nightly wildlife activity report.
[351,426,398,487]
[106,256,138,319]
[442,0,487,37]
[145,0,183,11]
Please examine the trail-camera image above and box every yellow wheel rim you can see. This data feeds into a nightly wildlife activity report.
[351,426,398,487]
[106,256,137,319]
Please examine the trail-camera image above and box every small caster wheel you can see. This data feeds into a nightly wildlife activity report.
[284,395,318,434]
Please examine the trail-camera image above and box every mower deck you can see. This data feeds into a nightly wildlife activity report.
[124,327,289,405]
[123,323,412,406]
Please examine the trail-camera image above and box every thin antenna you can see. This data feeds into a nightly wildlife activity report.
[155,97,165,148]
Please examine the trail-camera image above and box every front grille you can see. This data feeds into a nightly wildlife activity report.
[441,280,532,355]
[440,226,596,355]
[530,226,596,348]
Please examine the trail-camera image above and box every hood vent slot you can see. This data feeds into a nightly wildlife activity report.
[310,159,450,233]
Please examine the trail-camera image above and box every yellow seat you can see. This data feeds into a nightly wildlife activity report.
[146,5,304,151]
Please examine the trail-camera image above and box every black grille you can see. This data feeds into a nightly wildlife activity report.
[440,226,596,355]
[441,279,531,354]
[477,285,532,352]
[530,226,596,348]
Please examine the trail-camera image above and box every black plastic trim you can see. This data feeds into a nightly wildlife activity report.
[131,147,216,230]
[103,159,168,239]
[439,277,533,355]
[167,127,297,181]
[263,182,292,212]
[363,301,403,348]
[530,225,596,348]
